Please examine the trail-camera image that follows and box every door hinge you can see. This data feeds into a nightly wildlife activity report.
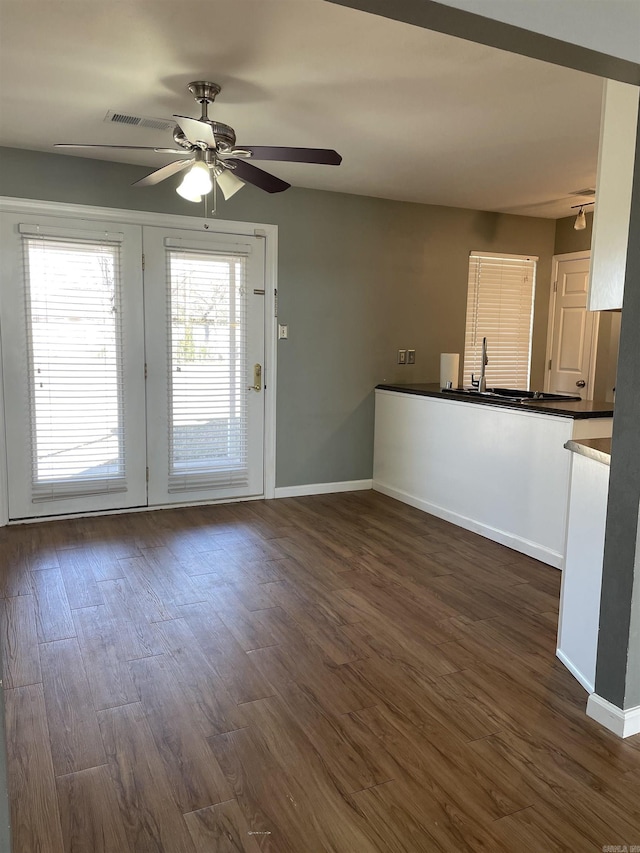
[548,359,552,370]
[142,252,145,271]
[553,280,557,292]
[274,288,278,317]
[146,466,149,483]
[144,363,148,380]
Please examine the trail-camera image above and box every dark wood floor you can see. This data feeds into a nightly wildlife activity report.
[1,490,639,852]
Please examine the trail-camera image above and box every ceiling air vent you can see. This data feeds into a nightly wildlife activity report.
[104,110,175,132]
[569,188,596,197]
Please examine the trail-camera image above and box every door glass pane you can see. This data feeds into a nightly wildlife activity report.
[24,236,126,500]
[167,248,248,491]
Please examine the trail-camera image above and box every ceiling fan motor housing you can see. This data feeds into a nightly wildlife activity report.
[172,121,236,152]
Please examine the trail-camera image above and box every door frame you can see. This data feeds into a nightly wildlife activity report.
[544,250,599,398]
[0,195,278,526]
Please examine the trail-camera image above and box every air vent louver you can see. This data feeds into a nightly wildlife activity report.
[104,110,174,132]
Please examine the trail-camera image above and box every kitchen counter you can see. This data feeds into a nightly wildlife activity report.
[376,382,614,419]
[565,437,612,465]
[373,386,614,567]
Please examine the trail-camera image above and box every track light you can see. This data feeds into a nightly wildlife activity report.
[571,200,595,231]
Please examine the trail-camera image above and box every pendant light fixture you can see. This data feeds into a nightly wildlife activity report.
[571,200,595,230]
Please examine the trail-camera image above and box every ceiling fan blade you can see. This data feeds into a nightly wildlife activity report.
[237,146,342,165]
[55,144,187,153]
[132,158,193,188]
[173,115,216,149]
[227,159,290,193]
[216,169,245,200]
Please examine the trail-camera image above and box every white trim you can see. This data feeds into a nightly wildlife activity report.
[263,230,278,500]
[586,692,640,738]
[0,196,278,519]
[0,196,275,237]
[373,479,563,568]
[544,251,598,398]
[556,649,594,694]
[274,479,372,499]
[470,250,539,261]
[0,322,8,527]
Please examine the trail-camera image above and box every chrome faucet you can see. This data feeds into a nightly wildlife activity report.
[471,337,488,392]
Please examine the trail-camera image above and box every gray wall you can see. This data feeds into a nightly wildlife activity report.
[0,147,556,487]
[554,210,593,255]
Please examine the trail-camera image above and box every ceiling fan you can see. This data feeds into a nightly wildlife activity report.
[55,81,342,202]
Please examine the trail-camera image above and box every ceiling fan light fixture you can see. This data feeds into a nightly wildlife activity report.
[215,167,245,200]
[176,160,213,201]
[176,183,202,203]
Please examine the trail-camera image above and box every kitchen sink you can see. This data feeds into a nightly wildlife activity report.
[443,387,581,402]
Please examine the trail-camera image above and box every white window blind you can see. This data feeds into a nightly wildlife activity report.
[20,227,126,501]
[166,245,250,492]
[463,251,537,389]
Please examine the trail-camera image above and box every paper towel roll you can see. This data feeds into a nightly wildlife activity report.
[440,353,460,389]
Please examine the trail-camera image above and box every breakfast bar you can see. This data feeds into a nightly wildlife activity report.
[373,383,614,568]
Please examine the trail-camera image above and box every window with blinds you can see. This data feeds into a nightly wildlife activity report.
[463,251,537,389]
[167,246,249,492]
[20,227,126,501]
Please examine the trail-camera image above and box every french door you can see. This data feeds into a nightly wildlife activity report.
[143,226,265,505]
[0,212,266,520]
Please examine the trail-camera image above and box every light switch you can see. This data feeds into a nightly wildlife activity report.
[278,324,288,340]
[398,349,407,365]
[407,349,416,364]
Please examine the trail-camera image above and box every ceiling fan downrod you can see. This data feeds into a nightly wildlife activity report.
[187,81,221,121]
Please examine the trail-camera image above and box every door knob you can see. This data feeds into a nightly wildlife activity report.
[248,363,262,391]
[576,379,586,388]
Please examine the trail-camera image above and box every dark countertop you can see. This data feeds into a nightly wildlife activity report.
[565,437,612,466]
[375,382,615,420]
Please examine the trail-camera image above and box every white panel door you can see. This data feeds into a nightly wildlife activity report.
[548,255,597,399]
[143,226,265,505]
[0,213,147,519]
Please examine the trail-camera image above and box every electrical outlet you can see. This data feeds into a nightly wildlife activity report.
[398,349,407,365]
[407,349,416,364]
[278,324,288,340]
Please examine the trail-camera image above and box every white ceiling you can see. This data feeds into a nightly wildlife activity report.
[0,0,604,218]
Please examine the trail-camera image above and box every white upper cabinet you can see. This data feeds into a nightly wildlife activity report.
[588,79,640,312]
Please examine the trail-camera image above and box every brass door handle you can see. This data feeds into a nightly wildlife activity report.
[248,363,262,391]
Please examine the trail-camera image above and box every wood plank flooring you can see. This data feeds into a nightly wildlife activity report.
[1,490,639,852]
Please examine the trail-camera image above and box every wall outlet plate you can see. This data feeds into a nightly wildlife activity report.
[407,349,416,364]
[398,349,407,364]
[278,324,288,340]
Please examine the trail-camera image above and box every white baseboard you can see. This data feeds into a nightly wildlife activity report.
[556,649,594,694]
[274,479,372,499]
[586,693,640,738]
[372,480,563,569]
